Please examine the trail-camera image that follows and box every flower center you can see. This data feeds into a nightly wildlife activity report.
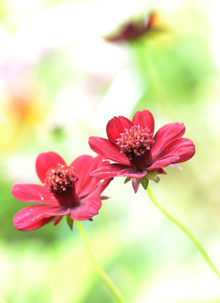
[116,125,154,170]
[116,125,154,160]
[44,164,79,208]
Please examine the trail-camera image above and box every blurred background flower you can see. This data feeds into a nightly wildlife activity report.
[104,12,162,43]
[1,0,220,302]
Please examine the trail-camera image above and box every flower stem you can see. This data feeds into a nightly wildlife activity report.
[147,184,220,280]
[75,221,125,303]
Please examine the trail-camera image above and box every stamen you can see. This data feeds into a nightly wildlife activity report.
[44,164,79,208]
[45,164,78,193]
[116,125,154,160]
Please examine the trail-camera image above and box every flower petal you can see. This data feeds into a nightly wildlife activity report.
[106,116,133,144]
[132,178,142,193]
[91,163,147,179]
[147,156,180,170]
[89,136,130,165]
[11,183,55,204]
[53,216,63,226]
[70,197,102,221]
[71,155,110,197]
[71,155,94,193]
[169,163,182,169]
[71,155,94,176]
[148,138,195,169]
[153,168,167,174]
[14,216,52,231]
[85,179,112,199]
[157,138,195,163]
[132,110,155,137]
[151,122,185,158]
[13,205,69,231]
[36,152,66,183]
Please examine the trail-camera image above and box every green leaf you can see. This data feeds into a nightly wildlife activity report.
[146,171,160,183]
[66,214,74,231]
[124,177,131,184]
[141,176,149,190]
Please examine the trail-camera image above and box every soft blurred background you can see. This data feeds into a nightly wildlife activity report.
[1,0,220,302]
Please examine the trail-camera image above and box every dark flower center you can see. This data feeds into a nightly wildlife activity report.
[44,164,80,208]
[116,125,154,170]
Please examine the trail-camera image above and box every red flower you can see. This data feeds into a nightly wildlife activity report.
[89,110,195,193]
[105,12,160,43]
[12,152,112,231]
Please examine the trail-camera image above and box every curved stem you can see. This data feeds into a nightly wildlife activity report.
[75,221,125,303]
[147,184,220,280]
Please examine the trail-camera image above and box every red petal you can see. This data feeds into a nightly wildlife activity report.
[157,138,195,163]
[36,152,66,183]
[85,179,112,199]
[14,216,52,231]
[148,156,179,170]
[89,136,130,165]
[71,155,110,197]
[13,205,69,231]
[53,216,63,226]
[71,155,94,175]
[91,164,147,179]
[106,116,133,144]
[91,165,126,179]
[148,138,195,169]
[70,196,102,221]
[117,167,147,178]
[151,122,185,158]
[132,110,155,137]
[152,168,167,174]
[132,178,142,193]
[71,155,94,193]
[11,183,55,204]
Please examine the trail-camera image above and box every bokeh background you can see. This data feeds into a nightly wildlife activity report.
[1,0,220,302]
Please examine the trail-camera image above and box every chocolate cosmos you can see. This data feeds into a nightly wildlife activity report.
[89,110,195,193]
[12,152,112,231]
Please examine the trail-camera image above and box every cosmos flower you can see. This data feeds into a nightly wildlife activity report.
[89,110,195,193]
[104,12,160,43]
[12,152,112,231]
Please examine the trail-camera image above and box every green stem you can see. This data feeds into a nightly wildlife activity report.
[75,221,125,303]
[147,184,220,280]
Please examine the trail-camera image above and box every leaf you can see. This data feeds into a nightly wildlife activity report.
[146,171,160,183]
[66,214,74,231]
[124,177,131,184]
[141,176,149,190]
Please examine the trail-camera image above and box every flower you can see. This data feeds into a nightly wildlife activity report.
[104,12,160,43]
[12,152,112,231]
[89,110,195,193]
